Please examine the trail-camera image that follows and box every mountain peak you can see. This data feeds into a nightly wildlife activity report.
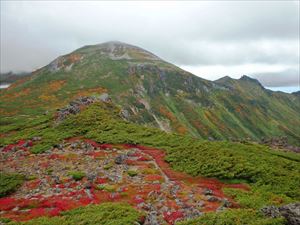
[239,75,264,88]
[214,76,235,86]
[240,75,255,81]
[75,41,161,61]
[215,76,232,82]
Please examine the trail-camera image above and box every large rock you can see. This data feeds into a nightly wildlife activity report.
[115,154,127,164]
[261,206,281,218]
[56,95,110,121]
[261,203,300,225]
[279,203,300,225]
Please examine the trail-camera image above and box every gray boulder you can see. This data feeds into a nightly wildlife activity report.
[261,203,300,225]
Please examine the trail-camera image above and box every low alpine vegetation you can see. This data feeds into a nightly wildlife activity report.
[0,173,24,197]
[68,171,86,181]
[7,203,143,225]
[1,101,299,224]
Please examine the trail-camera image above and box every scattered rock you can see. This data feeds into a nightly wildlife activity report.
[261,203,300,225]
[120,109,130,120]
[203,188,213,195]
[84,182,92,189]
[221,198,231,208]
[144,211,159,225]
[32,137,42,141]
[52,175,60,184]
[56,96,110,121]
[115,154,127,164]
[261,206,281,218]
[87,174,96,182]
[279,203,300,225]
[207,196,220,202]
[1,139,238,223]
[260,136,300,153]
[99,93,110,102]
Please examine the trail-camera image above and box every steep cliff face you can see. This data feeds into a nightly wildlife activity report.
[1,41,299,144]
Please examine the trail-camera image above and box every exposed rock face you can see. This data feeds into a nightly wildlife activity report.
[261,203,300,225]
[56,95,110,121]
[260,137,300,153]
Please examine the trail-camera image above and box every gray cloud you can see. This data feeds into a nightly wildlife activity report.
[0,1,299,89]
[251,69,300,87]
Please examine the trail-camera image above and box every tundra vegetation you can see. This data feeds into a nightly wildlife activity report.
[1,102,299,224]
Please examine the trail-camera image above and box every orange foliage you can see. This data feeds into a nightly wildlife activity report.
[67,54,81,64]
[35,80,66,103]
[193,121,209,135]
[176,126,188,135]
[39,94,57,102]
[7,77,31,90]
[159,106,176,122]
[10,88,31,98]
[48,80,66,92]
[204,110,226,131]
[159,106,188,134]
[73,87,107,99]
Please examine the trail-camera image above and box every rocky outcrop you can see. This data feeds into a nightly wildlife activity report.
[261,203,300,225]
[260,137,300,153]
[56,94,110,121]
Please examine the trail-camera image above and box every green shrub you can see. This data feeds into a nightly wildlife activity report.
[68,171,85,181]
[177,209,285,225]
[223,187,293,209]
[103,163,113,170]
[0,173,24,197]
[127,170,138,177]
[97,184,116,192]
[8,203,143,225]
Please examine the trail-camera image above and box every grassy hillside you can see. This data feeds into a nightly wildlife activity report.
[1,42,299,145]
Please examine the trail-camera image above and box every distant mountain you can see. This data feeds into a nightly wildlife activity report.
[1,41,299,145]
[292,90,300,97]
[0,71,31,84]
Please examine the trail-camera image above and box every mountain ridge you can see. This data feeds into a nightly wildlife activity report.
[1,41,300,225]
[1,41,299,145]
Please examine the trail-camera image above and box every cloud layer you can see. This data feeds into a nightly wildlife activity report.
[1,1,299,89]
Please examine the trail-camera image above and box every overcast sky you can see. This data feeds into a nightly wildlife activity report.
[1,1,299,92]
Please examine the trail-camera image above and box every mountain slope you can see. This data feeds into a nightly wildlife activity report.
[0,100,299,224]
[1,41,299,145]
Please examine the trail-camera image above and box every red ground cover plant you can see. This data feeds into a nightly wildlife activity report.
[95,177,107,184]
[2,139,32,152]
[163,211,184,225]
[48,153,65,160]
[0,198,18,211]
[25,179,42,189]
[0,139,250,224]
[87,151,107,158]
[144,174,164,182]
